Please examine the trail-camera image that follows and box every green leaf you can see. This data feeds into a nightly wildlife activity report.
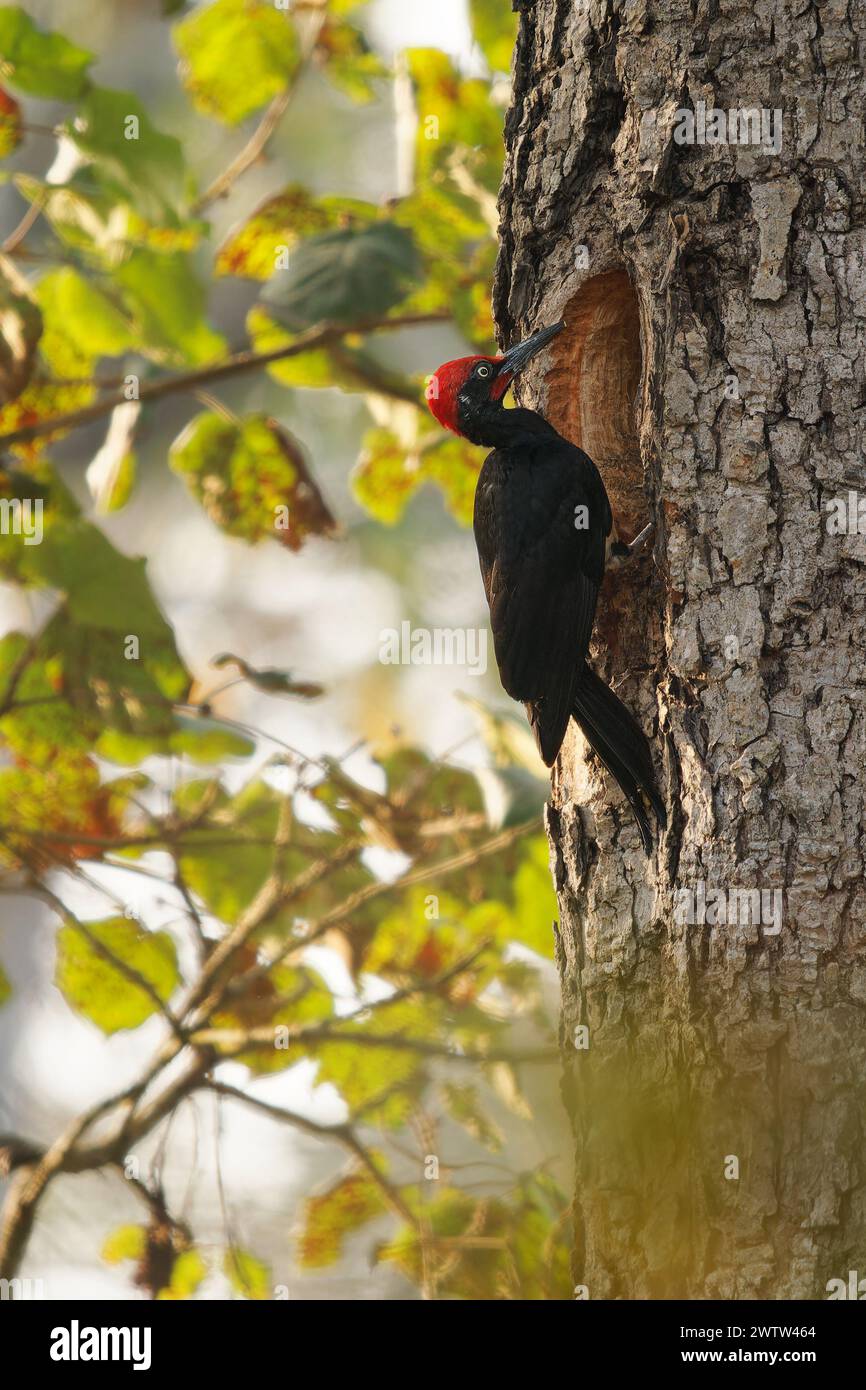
[0,749,141,870]
[37,268,135,361]
[392,182,490,269]
[261,223,421,330]
[351,426,423,525]
[224,1247,270,1299]
[97,714,255,767]
[298,1168,386,1269]
[470,0,518,75]
[217,186,377,281]
[379,1180,572,1300]
[115,251,225,366]
[102,1224,147,1264]
[159,1250,208,1299]
[314,999,433,1127]
[351,424,482,527]
[441,1081,504,1150]
[86,404,139,515]
[14,172,206,262]
[419,434,483,525]
[55,917,180,1033]
[0,498,191,762]
[510,838,557,959]
[0,962,11,1007]
[169,412,337,548]
[26,614,176,749]
[376,1189,493,1292]
[65,87,189,225]
[11,514,187,684]
[175,781,280,921]
[407,49,502,194]
[316,16,386,104]
[161,714,256,759]
[0,7,92,99]
[245,305,388,392]
[174,0,299,125]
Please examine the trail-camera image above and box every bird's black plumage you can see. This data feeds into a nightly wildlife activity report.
[466,396,665,854]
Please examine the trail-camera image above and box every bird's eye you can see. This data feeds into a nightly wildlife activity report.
[476,363,492,378]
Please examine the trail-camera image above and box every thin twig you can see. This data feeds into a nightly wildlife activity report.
[258,817,538,976]
[2,196,46,255]
[190,1024,557,1066]
[0,312,448,448]
[207,1080,417,1228]
[193,90,293,215]
[191,5,326,215]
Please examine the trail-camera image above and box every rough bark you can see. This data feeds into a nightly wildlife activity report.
[494,0,866,1298]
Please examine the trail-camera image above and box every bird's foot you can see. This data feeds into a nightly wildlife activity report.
[609,522,654,567]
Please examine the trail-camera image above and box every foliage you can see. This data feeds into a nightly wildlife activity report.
[0,0,570,1303]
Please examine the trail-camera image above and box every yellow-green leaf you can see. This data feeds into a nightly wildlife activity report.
[0,7,92,99]
[298,1168,386,1269]
[224,1247,270,1299]
[159,1249,208,1299]
[470,0,518,75]
[217,187,377,280]
[169,411,337,548]
[55,917,180,1033]
[316,16,385,104]
[510,838,557,958]
[174,0,299,125]
[102,1224,147,1264]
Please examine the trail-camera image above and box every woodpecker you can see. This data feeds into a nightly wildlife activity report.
[425,321,665,854]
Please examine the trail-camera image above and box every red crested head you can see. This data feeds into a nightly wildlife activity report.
[424,322,565,442]
[425,356,506,434]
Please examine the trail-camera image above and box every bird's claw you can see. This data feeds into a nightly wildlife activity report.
[609,521,654,567]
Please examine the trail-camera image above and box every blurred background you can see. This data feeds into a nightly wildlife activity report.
[0,0,572,1299]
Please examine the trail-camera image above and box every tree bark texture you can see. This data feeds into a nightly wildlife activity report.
[494,0,866,1298]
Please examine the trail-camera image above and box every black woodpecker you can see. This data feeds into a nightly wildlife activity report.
[425,321,665,854]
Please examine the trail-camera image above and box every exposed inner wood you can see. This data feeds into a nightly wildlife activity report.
[544,269,644,537]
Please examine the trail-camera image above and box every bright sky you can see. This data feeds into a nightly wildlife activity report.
[368,0,474,60]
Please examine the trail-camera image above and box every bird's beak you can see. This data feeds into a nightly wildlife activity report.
[496,321,565,379]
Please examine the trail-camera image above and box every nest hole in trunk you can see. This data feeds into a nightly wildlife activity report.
[544,268,644,538]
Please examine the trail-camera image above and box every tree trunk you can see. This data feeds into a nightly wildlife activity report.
[495,0,866,1299]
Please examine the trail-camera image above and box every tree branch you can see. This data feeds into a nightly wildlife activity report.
[191,6,326,215]
[206,1080,417,1228]
[0,1049,213,1280]
[190,1024,557,1066]
[255,816,538,980]
[192,90,293,216]
[0,313,447,448]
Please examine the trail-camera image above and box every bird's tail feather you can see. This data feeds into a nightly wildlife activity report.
[572,665,666,856]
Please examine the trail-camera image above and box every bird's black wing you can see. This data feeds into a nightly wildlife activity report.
[473,435,611,765]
